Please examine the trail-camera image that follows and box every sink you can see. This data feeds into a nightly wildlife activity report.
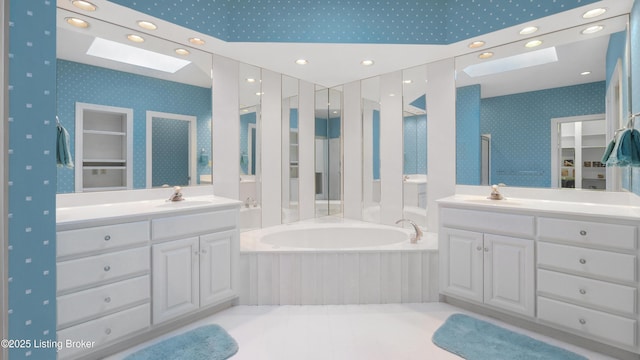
[156,199,215,207]
[462,197,522,206]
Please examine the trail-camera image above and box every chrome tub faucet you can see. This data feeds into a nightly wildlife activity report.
[395,219,423,244]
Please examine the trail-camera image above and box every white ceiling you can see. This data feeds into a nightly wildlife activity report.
[56,0,633,92]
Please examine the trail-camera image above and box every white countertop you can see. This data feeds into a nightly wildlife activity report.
[57,195,241,229]
[438,194,640,221]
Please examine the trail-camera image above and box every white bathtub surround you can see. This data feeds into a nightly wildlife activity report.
[239,218,438,305]
[240,205,262,231]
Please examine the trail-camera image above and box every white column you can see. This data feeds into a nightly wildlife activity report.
[380,71,403,225]
[298,80,316,220]
[426,59,456,231]
[212,55,239,200]
[260,69,282,227]
[342,81,363,220]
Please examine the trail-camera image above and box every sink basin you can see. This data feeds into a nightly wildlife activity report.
[462,197,522,206]
[156,199,215,207]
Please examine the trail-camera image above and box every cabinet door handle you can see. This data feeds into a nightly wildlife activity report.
[201,249,207,254]
[579,319,586,325]
[476,246,482,251]
[105,328,112,335]
[579,258,587,264]
[194,251,199,255]
[104,235,111,241]
[484,247,489,252]
[104,296,111,303]
[104,265,111,272]
[579,230,587,236]
[579,289,586,295]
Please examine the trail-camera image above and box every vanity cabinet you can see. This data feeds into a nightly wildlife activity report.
[439,208,535,317]
[151,210,238,324]
[56,221,151,359]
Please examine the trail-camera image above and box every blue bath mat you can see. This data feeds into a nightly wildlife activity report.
[123,324,238,360]
[432,314,587,360]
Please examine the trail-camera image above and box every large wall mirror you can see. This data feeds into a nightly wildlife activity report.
[455,15,631,192]
[282,75,299,223]
[56,7,213,193]
[402,65,428,228]
[362,76,381,223]
[315,86,342,217]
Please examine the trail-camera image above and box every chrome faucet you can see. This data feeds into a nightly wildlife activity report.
[396,219,423,244]
[168,186,184,202]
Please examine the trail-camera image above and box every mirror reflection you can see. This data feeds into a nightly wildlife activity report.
[455,15,630,191]
[362,77,381,223]
[282,76,300,223]
[315,86,342,217]
[56,8,213,193]
[402,65,428,227]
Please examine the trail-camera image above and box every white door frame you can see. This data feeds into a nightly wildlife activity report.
[146,111,197,188]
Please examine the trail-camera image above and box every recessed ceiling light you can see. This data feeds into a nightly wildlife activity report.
[583,8,607,19]
[295,59,308,65]
[256,92,263,96]
[175,48,190,56]
[581,71,592,76]
[361,59,374,66]
[332,110,339,114]
[127,34,145,43]
[403,80,413,84]
[71,0,97,11]
[137,21,157,30]
[478,52,494,59]
[246,78,256,83]
[189,37,205,46]
[65,17,89,28]
[582,25,604,35]
[242,109,249,113]
[519,26,539,35]
[525,40,543,48]
[468,41,485,49]
[389,93,396,97]
[87,37,190,73]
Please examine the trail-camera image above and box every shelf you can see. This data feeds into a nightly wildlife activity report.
[82,186,128,192]
[83,166,127,170]
[83,159,126,163]
[583,178,606,181]
[84,129,126,136]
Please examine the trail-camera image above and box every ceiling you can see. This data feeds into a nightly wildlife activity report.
[56,0,633,89]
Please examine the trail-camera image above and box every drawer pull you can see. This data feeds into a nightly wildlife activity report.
[105,328,112,335]
[579,258,586,264]
[579,230,587,236]
[104,296,111,303]
[104,235,111,241]
[579,289,586,295]
[476,246,482,251]
[104,265,111,272]
[579,319,586,325]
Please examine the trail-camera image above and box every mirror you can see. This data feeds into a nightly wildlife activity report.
[55,7,213,193]
[402,65,428,227]
[282,75,299,223]
[239,63,262,230]
[362,76,381,223]
[315,86,342,217]
[455,15,630,191]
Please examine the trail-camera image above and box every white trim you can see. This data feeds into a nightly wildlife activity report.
[75,102,133,192]
[1,0,8,356]
[145,111,197,188]
[247,123,256,175]
[605,59,624,192]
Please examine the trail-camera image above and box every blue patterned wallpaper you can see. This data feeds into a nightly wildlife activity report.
[111,0,598,44]
[403,115,427,175]
[480,81,606,187]
[56,60,212,192]
[456,85,482,185]
[151,118,190,187]
[8,1,58,359]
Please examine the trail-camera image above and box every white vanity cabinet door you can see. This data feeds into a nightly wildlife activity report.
[200,230,235,307]
[483,234,535,317]
[152,237,200,324]
[440,228,484,303]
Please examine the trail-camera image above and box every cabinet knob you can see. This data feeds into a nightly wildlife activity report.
[579,230,587,236]
[484,247,489,252]
[476,246,482,251]
[104,265,111,272]
[105,328,112,335]
[104,296,111,303]
[579,319,586,325]
[579,258,586,264]
[201,249,207,254]
[579,289,586,295]
[104,235,111,241]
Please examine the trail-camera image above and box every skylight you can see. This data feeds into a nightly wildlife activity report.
[86,37,191,73]
[463,47,558,78]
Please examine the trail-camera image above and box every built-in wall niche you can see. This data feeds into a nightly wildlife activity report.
[282,75,299,224]
[75,102,133,192]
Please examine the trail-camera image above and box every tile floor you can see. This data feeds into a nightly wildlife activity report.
[107,303,616,360]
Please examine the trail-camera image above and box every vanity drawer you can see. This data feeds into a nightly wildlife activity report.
[537,269,636,314]
[538,296,636,347]
[57,247,150,293]
[57,221,150,258]
[440,207,534,237]
[58,275,150,328]
[152,209,237,241]
[537,218,636,250]
[537,242,636,282]
[57,303,150,359]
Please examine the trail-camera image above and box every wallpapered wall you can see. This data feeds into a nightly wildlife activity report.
[56,60,212,193]
[8,1,58,359]
[456,85,481,185]
[110,0,599,44]
[403,115,427,175]
[151,118,190,187]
